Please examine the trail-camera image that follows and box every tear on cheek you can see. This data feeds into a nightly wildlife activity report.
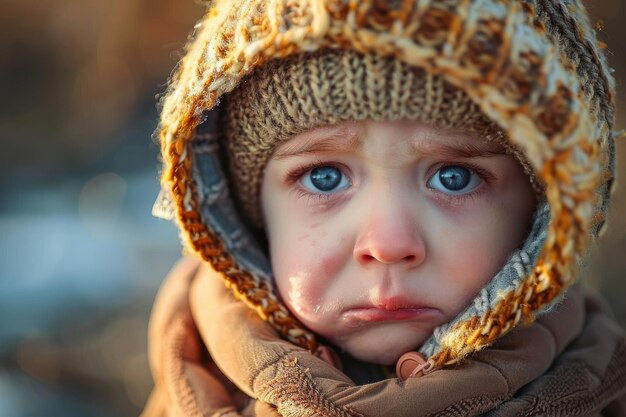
[285,279,328,321]
[287,274,313,315]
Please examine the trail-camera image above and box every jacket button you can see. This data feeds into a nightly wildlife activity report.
[396,351,427,380]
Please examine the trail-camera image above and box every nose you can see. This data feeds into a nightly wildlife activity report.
[353,203,425,269]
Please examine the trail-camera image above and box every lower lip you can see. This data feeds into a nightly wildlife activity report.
[342,308,440,327]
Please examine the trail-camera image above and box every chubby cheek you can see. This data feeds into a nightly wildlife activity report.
[436,232,490,306]
[269,222,348,325]
[432,207,520,314]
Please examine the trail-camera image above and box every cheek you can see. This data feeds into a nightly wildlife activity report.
[269,223,348,318]
[437,228,495,290]
[434,206,526,299]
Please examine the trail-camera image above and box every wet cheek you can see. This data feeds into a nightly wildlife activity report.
[273,229,344,317]
[273,255,320,318]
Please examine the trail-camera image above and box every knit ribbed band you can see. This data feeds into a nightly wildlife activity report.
[224,49,532,228]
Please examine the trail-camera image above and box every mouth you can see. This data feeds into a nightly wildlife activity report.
[341,297,442,328]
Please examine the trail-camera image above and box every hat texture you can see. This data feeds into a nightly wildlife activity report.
[155,0,617,371]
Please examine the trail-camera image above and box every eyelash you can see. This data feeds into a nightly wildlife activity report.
[283,160,494,205]
[426,162,494,206]
[284,160,348,203]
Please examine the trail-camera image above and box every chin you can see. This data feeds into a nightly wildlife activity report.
[334,326,430,366]
[349,346,406,365]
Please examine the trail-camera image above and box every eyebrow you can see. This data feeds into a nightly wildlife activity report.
[411,138,508,159]
[272,126,363,159]
[272,127,508,159]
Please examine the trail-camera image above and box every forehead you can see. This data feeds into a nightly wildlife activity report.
[272,120,508,159]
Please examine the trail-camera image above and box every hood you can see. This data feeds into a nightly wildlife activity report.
[153,0,617,370]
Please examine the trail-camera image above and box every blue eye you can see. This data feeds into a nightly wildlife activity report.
[302,166,350,193]
[428,165,482,194]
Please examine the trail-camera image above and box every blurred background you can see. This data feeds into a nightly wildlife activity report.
[0,1,624,416]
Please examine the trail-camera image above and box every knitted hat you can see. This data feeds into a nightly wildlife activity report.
[224,49,538,228]
[154,0,617,371]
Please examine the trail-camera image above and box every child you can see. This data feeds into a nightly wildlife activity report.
[143,1,626,416]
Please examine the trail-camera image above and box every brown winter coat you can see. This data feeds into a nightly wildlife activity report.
[142,257,626,417]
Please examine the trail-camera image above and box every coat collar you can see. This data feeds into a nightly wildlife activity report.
[143,260,624,417]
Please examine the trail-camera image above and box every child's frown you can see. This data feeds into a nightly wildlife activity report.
[261,119,536,364]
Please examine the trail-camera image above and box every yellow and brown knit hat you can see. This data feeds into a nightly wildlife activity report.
[153,0,617,371]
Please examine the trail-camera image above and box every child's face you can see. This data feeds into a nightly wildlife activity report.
[261,120,536,365]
